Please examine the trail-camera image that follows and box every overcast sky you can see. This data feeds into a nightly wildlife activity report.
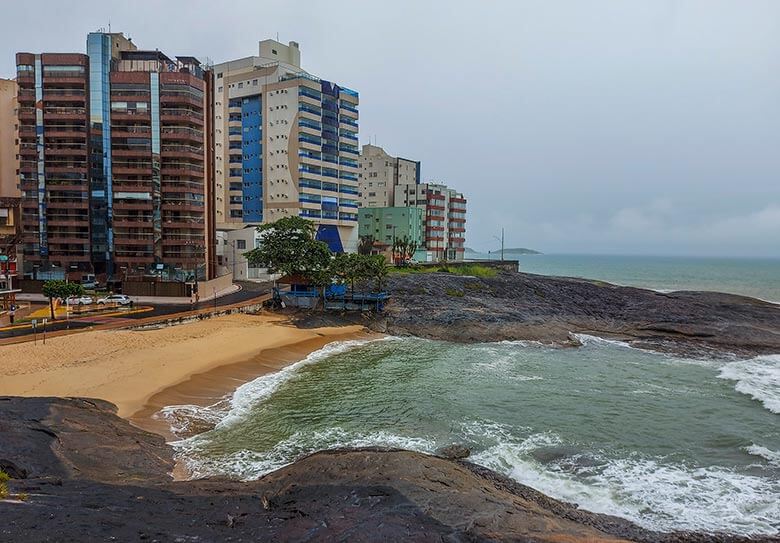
[2,0,779,257]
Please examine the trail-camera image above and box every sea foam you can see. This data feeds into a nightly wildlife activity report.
[468,428,780,535]
[719,355,780,414]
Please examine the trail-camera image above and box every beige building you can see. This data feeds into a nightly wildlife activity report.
[358,144,420,208]
[212,39,360,253]
[0,79,20,197]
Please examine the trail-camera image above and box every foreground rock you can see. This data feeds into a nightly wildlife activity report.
[370,271,780,357]
[1,398,770,542]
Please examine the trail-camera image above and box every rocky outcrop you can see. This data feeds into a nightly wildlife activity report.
[1,397,771,542]
[374,271,780,357]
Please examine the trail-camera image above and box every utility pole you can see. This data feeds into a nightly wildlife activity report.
[501,227,505,261]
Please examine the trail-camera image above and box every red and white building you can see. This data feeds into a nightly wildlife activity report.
[394,182,466,261]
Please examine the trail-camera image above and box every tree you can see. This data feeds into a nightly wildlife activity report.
[41,280,84,320]
[244,217,332,280]
[392,236,418,265]
[358,235,375,256]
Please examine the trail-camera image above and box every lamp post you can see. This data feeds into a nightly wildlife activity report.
[492,228,505,261]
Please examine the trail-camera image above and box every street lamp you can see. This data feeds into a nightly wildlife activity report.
[492,228,505,261]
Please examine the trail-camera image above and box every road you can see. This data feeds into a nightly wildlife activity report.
[0,281,272,343]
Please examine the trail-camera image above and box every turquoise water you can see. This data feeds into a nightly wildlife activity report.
[165,336,780,535]
[471,254,780,302]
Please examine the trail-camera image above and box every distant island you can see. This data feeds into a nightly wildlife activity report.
[465,247,543,255]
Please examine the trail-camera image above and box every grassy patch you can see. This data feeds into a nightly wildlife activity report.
[0,470,9,499]
[445,288,465,297]
[390,264,498,278]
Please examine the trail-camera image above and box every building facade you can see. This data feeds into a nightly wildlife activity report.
[358,206,423,254]
[0,79,20,198]
[212,39,360,252]
[358,144,419,208]
[394,182,467,261]
[0,197,21,310]
[16,31,214,282]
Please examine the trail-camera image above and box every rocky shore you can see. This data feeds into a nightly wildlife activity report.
[366,270,780,358]
[1,397,772,542]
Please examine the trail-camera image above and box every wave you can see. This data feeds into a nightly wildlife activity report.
[744,444,780,467]
[177,427,436,481]
[719,355,780,414]
[571,333,634,349]
[466,427,780,535]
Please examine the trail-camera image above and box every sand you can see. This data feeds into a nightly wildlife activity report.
[0,313,371,420]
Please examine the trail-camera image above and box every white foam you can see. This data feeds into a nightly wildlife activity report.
[744,444,780,467]
[719,355,780,414]
[179,427,436,481]
[470,433,780,535]
[571,333,633,349]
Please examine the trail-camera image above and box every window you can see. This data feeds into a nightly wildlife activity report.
[236,239,247,250]
[217,72,223,79]
[238,82,243,89]
[272,49,278,55]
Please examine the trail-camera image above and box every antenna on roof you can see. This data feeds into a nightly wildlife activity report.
[276,32,279,41]
[108,19,111,33]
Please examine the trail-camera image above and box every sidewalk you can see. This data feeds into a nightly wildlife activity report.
[14,283,241,306]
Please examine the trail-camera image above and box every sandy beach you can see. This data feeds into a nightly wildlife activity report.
[0,313,371,420]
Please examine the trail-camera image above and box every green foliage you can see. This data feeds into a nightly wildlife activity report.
[392,236,418,264]
[357,235,375,256]
[41,280,84,300]
[0,470,8,499]
[389,264,497,278]
[41,280,85,320]
[243,217,331,280]
[445,288,465,297]
[330,253,387,292]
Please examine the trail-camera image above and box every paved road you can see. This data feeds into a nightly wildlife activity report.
[0,281,272,342]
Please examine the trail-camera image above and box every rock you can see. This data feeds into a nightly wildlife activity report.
[436,444,471,460]
[372,271,780,358]
[1,397,770,542]
[0,459,28,479]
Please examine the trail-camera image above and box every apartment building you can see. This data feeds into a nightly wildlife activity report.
[358,144,419,208]
[394,182,467,261]
[0,197,21,310]
[358,206,423,251]
[212,39,360,252]
[16,31,215,282]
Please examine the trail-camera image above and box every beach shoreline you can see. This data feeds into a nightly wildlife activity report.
[0,312,371,427]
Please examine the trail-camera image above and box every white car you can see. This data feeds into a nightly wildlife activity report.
[65,295,93,306]
[97,294,132,306]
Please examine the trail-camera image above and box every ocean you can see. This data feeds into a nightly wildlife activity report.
[163,336,780,536]
[469,254,780,303]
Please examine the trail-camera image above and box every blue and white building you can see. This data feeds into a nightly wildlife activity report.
[212,39,360,253]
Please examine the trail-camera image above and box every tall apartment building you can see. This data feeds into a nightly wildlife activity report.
[0,78,20,197]
[358,144,419,208]
[212,39,360,252]
[394,182,467,261]
[16,31,215,282]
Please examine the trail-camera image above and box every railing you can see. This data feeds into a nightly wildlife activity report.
[298,134,322,145]
[299,118,322,130]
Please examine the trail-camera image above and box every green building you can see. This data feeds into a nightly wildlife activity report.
[358,206,424,249]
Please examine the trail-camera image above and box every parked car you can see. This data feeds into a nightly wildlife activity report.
[65,295,94,306]
[97,294,132,306]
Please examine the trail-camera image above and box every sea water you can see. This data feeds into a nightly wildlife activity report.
[162,336,780,536]
[472,254,780,303]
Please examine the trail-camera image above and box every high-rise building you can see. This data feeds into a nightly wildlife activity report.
[212,39,360,252]
[358,144,420,208]
[0,78,20,197]
[394,182,467,261]
[16,32,215,282]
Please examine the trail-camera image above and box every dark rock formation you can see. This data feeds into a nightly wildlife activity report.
[436,443,471,459]
[372,271,780,357]
[1,397,772,542]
